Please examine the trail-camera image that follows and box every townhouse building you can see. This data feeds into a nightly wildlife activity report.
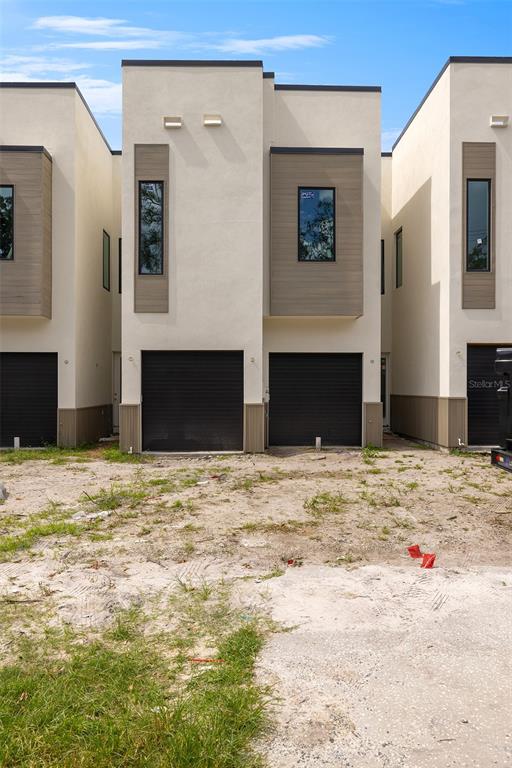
[0,83,121,447]
[0,56,510,453]
[386,57,512,448]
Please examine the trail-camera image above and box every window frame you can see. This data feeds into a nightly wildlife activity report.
[381,239,385,295]
[0,183,15,261]
[297,185,336,263]
[395,227,403,288]
[466,178,491,273]
[102,230,111,292]
[118,237,122,294]
[138,179,164,276]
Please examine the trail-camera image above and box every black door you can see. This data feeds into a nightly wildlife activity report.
[269,353,362,446]
[142,351,243,451]
[467,344,511,446]
[0,353,58,447]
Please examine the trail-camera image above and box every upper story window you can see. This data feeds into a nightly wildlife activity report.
[381,239,385,295]
[102,230,110,291]
[139,181,164,275]
[0,185,14,260]
[395,228,403,288]
[466,179,490,272]
[298,187,335,261]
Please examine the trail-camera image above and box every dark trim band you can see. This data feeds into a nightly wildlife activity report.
[381,151,392,157]
[270,147,364,155]
[275,84,381,93]
[111,150,122,156]
[263,72,275,79]
[393,56,512,151]
[122,59,262,67]
[0,145,52,161]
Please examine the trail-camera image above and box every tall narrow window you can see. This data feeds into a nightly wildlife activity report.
[466,179,490,272]
[0,185,14,260]
[103,230,110,291]
[395,228,403,288]
[118,238,122,293]
[298,187,335,261]
[381,239,385,295]
[139,181,164,274]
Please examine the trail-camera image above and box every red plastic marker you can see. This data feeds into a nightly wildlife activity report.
[407,544,423,559]
[421,553,436,569]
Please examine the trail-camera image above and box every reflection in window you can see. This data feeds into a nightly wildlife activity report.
[103,230,110,291]
[381,239,385,295]
[298,187,335,261]
[0,185,14,260]
[467,179,490,272]
[395,228,403,288]
[139,181,164,275]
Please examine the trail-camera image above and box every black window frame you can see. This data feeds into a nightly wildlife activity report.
[466,178,491,273]
[381,239,385,295]
[118,237,122,293]
[102,229,110,292]
[0,183,15,261]
[297,185,336,263]
[138,180,164,276]
[395,227,403,288]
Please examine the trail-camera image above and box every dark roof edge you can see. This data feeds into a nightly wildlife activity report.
[111,150,122,156]
[381,151,392,157]
[270,147,364,155]
[275,84,381,93]
[0,145,52,161]
[0,81,121,156]
[122,59,262,67]
[263,71,275,79]
[393,56,512,151]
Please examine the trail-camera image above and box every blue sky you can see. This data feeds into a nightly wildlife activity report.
[1,0,510,150]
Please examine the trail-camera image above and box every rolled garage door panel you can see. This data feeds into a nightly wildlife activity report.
[0,353,58,447]
[467,344,511,446]
[142,351,243,452]
[269,353,362,446]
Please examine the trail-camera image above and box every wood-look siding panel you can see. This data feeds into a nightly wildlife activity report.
[462,142,496,309]
[244,403,265,453]
[119,404,141,453]
[134,144,169,313]
[363,402,383,447]
[0,149,52,317]
[270,153,363,316]
[391,395,467,448]
[58,405,112,447]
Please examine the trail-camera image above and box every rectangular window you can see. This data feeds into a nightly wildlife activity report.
[466,179,490,272]
[395,228,403,288]
[103,230,110,291]
[139,181,164,275]
[118,238,122,293]
[298,187,335,261]
[0,185,14,260]
[381,239,385,295]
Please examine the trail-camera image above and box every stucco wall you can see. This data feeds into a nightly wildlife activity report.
[111,155,122,353]
[121,65,264,406]
[381,155,392,356]
[391,68,451,398]
[264,89,382,404]
[448,62,512,396]
[0,87,77,408]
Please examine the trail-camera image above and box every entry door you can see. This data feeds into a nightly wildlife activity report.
[269,353,362,446]
[112,352,121,434]
[467,344,511,446]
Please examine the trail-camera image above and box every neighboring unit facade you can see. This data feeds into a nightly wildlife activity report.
[0,84,121,447]
[120,61,383,453]
[385,57,512,448]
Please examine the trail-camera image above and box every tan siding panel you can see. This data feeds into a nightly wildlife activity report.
[244,403,265,453]
[462,142,496,309]
[270,153,363,316]
[363,402,383,447]
[0,149,52,317]
[120,404,141,453]
[134,144,169,313]
[391,395,467,448]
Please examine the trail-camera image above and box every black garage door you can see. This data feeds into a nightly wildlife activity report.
[142,351,243,451]
[269,353,362,446]
[0,353,58,447]
[468,344,510,446]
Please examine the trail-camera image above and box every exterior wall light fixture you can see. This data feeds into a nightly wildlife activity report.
[203,114,223,127]
[489,115,509,128]
[163,116,182,129]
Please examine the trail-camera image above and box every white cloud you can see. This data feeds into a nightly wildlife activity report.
[33,16,153,37]
[210,34,331,55]
[382,130,401,151]
[0,54,90,77]
[52,40,163,50]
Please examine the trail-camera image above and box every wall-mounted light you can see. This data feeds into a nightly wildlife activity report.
[489,115,509,128]
[203,114,223,127]
[163,116,182,129]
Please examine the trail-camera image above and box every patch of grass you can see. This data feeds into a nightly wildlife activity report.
[304,491,347,518]
[82,483,149,511]
[259,567,284,581]
[102,446,150,463]
[0,521,82,557]
[361,444,386,464]
[0,445,92,464]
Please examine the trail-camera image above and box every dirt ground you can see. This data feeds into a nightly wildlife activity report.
[1,435,511,766]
